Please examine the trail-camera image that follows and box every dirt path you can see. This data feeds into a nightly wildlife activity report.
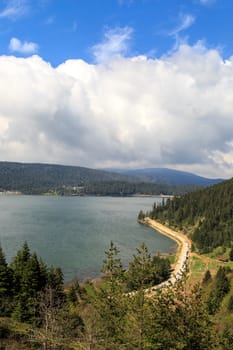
[143,218,192,292]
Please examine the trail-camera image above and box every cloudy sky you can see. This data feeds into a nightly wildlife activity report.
[0,0,233,178]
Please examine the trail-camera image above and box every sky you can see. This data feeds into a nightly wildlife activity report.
[0,0,233,178]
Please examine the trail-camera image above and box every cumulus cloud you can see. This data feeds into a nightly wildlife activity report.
[0,43,233,177]
[9,37,39,54]
[0,0,29,20]
[92,26,133,63]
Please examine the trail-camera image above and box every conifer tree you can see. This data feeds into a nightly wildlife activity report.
[0,244,12,315]
[229,246,233,261]
[93,242,129,349]
[202,269,212,285]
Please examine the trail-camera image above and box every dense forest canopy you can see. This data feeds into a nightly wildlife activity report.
[0,161,204,196]
[1,241,233,349]
[149,177,233,253]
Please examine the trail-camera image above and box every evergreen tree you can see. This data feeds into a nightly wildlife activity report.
[0,244,11,296]
[127,243,153,291]
[93,242,129,349]
[227,295,233,311]
[0,244,13,315]
[202,269,212,285]
[10,242,49,321]
[207,267,230,315]
[144,283,216,350]
[229,246,233,261]
[46,267,65,305]
[138,210,145,221]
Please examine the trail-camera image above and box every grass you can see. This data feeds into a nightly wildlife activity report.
[187,251,233,288]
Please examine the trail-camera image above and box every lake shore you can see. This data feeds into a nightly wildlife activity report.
[143,218,192,288]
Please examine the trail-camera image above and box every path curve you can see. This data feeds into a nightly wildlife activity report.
[143,218,192,292]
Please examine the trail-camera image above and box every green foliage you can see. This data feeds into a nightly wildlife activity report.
[227,295,233,311]
[1,241,232,349]
[0,242,67,323]
[138,209,145,221]
[206,267,230,315]
[202,269,212,285]
[229,246,233,261]
[150,177,233,252]
[93,242,129,349]
[126,243,171,291]
[0,161,202,196]
[0,245,13,316]
[144,284,216,350]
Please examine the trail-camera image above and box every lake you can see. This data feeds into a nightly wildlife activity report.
[0,195,176,282]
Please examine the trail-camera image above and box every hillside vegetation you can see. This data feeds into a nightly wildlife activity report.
[106,167,223,186]
[0,161,202,196]
[1,241,233,349]
[149,177,233,253]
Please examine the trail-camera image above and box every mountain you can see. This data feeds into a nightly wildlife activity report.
[104,168,223,187]
[0,161,140,194]
[0,161,194,196]
[0,162,221,196]
[149,176,233,253]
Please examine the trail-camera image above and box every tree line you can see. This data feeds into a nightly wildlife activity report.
[1,241,233,349]
[147,177,233,253]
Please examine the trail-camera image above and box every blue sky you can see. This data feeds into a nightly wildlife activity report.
[0,0,233,178]
[1,0,232,65]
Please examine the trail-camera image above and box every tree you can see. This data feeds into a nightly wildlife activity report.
[202,269,212,285]
[229,247,233,261]
[0,244,13,315]
[126,243,154,350]
[30,286,81,350]
[138,210,145,221]
[93,242,129,349]
[144,283,216,350]
[207,267,230,315]
[10,243,50,322]
[227,295,233,311]
[127,243,153,291]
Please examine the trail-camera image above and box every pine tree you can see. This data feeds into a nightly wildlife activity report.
[227,295,233,311]
[202,269,212,285]
[229,247,233,261]
[127,242,153,291]
[93,242,129,349]
[144,283,216,349]
[0,244,13,315]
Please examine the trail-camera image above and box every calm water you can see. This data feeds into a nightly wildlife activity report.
[0,196,176,282]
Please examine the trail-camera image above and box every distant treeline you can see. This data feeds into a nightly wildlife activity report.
[148,177,233,253]
[0,161,201,196]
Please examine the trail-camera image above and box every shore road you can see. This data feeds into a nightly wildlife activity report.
[143,218,192,291]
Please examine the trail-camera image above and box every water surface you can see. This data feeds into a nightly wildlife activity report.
[0,196,176,282]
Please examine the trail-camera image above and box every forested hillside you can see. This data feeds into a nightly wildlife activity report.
[108,167,223,186]
[0,161,201,195]
[1,242,232,349]
[149,177,233,253]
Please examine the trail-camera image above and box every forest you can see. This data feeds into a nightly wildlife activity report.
[148,177,233,253]
[0,161,205,196]
[1,241,233,349]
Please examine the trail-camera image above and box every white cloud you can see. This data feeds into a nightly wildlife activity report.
[169,13,195,52]
[9,37,39,54]
[92,26,133,63]
[0,44,233,178]
[0,0,28,20]
[170,13,196,36]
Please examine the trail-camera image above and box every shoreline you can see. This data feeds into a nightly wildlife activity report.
[143,218,192,289]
